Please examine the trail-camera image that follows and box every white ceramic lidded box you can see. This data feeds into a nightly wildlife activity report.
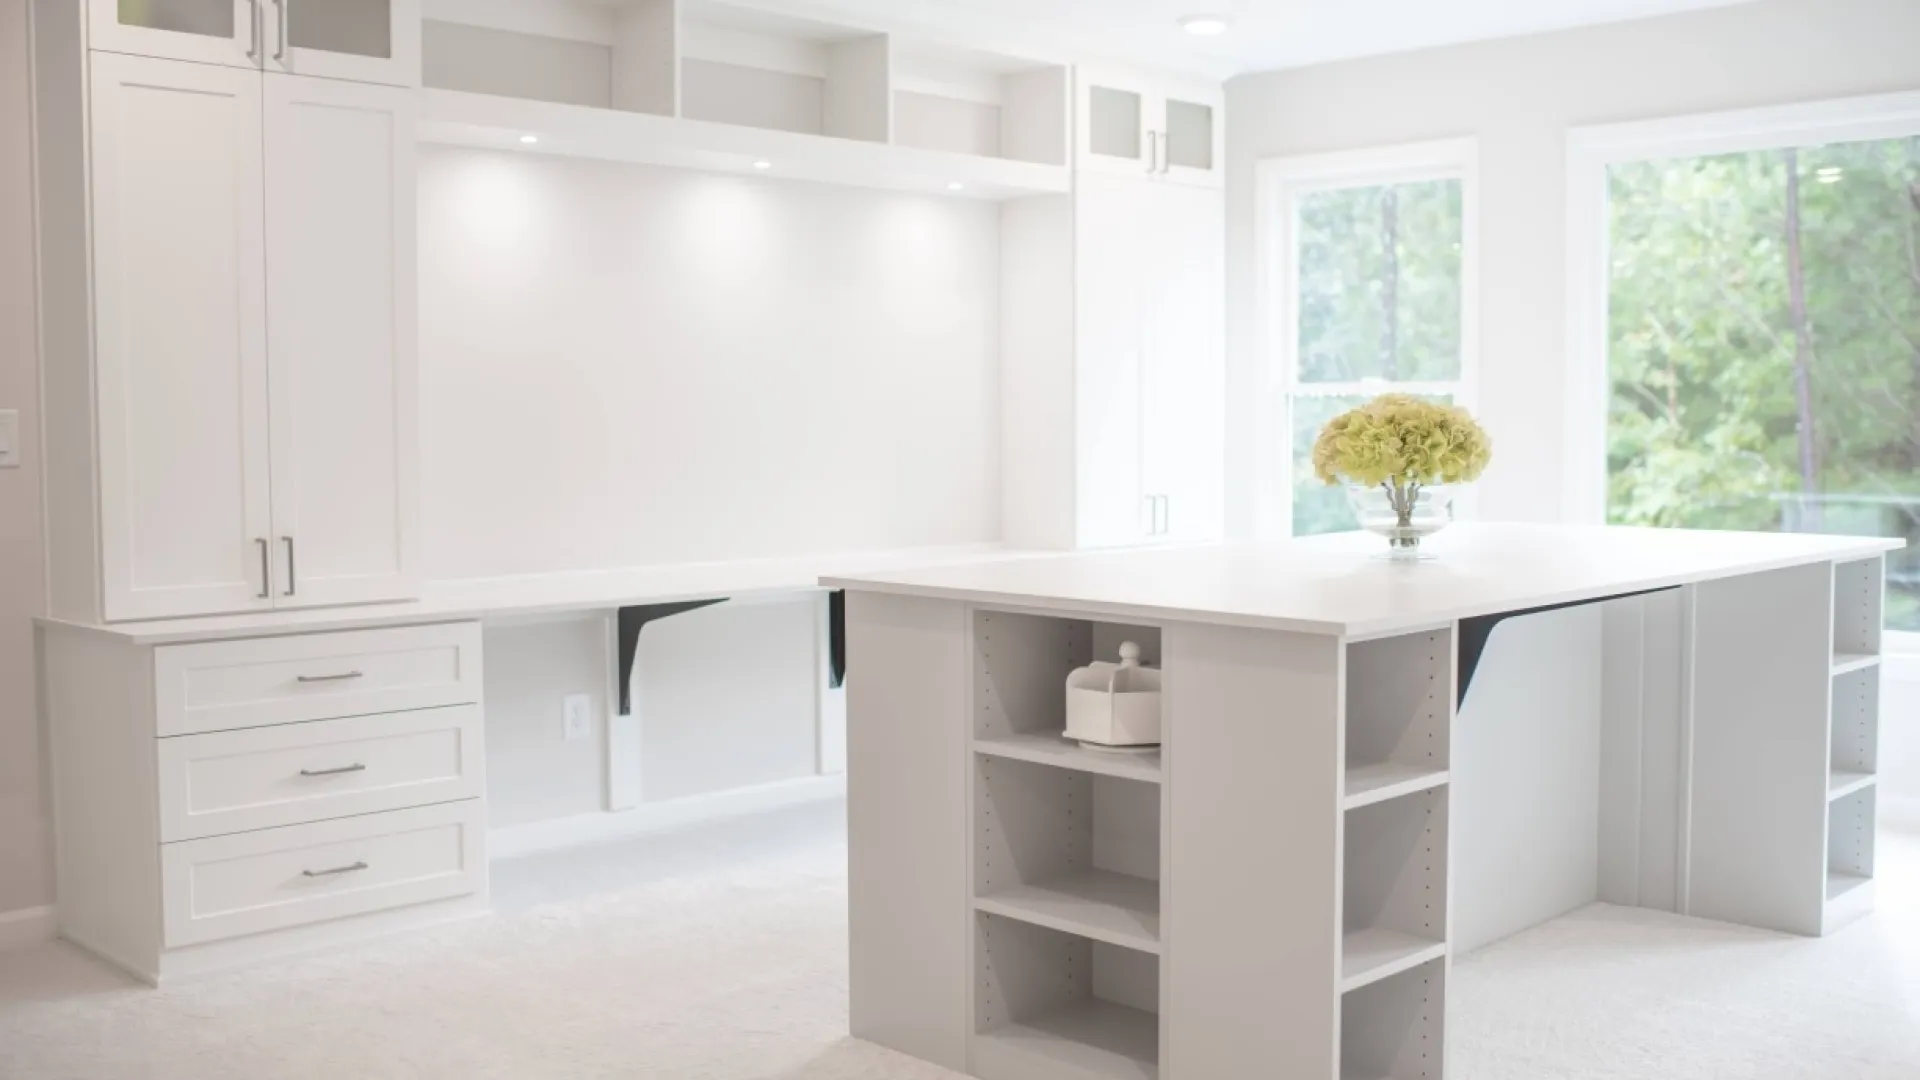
[1064,641,1162,749]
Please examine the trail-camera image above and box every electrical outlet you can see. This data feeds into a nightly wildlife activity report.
[563,693,593,742]
[0,410,19,468]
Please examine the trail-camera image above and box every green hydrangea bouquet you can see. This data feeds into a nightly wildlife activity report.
[1311,395,1492,559]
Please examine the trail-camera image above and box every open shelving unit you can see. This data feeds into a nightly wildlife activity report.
[970,609,1165,1078]
[417,0,1071,198]
[1339,628,1453,1076]
[1823,556,1885,932]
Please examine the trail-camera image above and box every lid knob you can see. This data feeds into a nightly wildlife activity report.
[1118,641,1141,667]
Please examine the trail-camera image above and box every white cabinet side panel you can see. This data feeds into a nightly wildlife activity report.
[1163,621,1340,1079]
[1688,564,1832,936]
[845,592,968,1070]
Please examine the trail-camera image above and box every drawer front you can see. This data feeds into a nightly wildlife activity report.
[156,623,483,736]
[162,800,485,948]
[158,705,485,841]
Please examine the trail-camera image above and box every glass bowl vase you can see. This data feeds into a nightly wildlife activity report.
[1346,483,1457,561]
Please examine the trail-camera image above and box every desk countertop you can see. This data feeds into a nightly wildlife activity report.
[823,524,1903,638]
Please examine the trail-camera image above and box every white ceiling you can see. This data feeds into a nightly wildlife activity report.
[785,0,1757,77]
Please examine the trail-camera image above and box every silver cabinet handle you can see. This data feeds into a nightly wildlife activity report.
[302,861,368,878]
[255,538,270,598]
[281,536,296,597]
[1159,495,1171,534]
[1146,131,1158,174]
[296,670,364,683]
[246,0,260,60]
[299,763,367,777]
[273,0,288,61]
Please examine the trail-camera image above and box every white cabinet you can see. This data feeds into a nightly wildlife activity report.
[1075,66,1223,189]
[264,74,419,607]
[1075,174,1226,549]
[69,52,418,621]
[87,0,419,87]
[89,53,275,619]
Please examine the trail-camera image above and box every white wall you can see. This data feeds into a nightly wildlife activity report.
[417,147,1002,580]
[1225,0,1920,820]
[483,597,824,828]
[0,0,51,918]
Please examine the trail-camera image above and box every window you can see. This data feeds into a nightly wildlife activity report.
[1569,94,1920,636]
[1257,140,1478,538]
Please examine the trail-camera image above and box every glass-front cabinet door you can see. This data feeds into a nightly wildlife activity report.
[267,0,420,87]
[1076,67,1156,177]
[91,0,262,69]
[1158,86,1224,188]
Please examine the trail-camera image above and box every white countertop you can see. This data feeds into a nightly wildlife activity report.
[822,524,1904,638]
[37,543,1033,645]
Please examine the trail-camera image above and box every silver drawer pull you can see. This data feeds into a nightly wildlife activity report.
[301,861,368,879]
[296,671,364,683]
[299,763,367,778]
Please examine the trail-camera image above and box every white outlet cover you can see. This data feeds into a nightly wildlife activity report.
[0,410,18,468]
[563,693,593,742]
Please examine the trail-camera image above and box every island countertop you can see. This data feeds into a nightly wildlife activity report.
[821,523,1903,638]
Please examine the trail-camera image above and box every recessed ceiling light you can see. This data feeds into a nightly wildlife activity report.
[1179,14,1230,35]
[519,134,539,145]
[753,160,773,170]
[948,181,966,192]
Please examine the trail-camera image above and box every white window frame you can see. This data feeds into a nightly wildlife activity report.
[1564,90,1920,653]
[1254,138,1481,540]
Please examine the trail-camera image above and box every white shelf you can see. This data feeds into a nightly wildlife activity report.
[1832,652,1880,676]
[1828,770,1877,801]
[1341,927,1447,994]
[973,733,1162,783]
[418,89,1072,200]
[1343,763,1449,810]
[976,869,1160,954]
[976,999,1159,1080]
[1827,870,1872,902]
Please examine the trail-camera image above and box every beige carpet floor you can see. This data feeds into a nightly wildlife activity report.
[1,806,1916,1080]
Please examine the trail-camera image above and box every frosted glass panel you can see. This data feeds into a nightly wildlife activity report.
[119,0,234,37]
[1088,86,1141,160]
[289,0,393,59]
[1164,99,1214,171]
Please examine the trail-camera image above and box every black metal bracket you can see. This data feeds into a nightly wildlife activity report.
[1456,586,1676,707]
[617,599,728,715]
[828,590,847,689]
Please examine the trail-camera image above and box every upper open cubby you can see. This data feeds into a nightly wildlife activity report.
[1832,557,1883,665]
[1344,630,1452,810]
[416,0,1073,199]
[972,610,1163,782]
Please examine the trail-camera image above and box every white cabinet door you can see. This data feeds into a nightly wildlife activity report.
[264,74,419,608]
[263,0,421,87]
[90,53,273,620]
[1075,66,1156,179]
[1154,80,1225,189]
[1074,173,1150,549]
[1142,183,1226,543]
[89,0,262,69]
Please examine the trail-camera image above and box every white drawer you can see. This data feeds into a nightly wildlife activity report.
[157,705,485,841]
[162,800,485,948]
[155,623,483,736]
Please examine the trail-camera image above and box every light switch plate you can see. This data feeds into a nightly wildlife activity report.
[0,410,18,468]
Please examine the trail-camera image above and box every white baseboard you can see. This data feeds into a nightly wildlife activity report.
[0,906,56,953]
[490,773,846,860]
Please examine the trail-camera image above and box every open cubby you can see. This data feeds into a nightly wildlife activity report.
[975,755,1161,952]
[1344,630,1452,809]
[973,912,1160,1080]
[1829,664,1880,798]
[423,0,677,115]
[1341,956,1445,1080]
[679,0,889,142]
[1833,557,1883,663]
[1343,788,1448,993]
[973,610,1162,780]
[891,41,1068,165]
[1827,785,1876,901]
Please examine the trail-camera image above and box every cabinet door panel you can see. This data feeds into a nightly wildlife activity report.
[1142,184,1226,542]
[1075,66,1154,178]
[1074,174,1149,548]
[266,0,421,87]
[265,74,419,608]
[1158,84,1225,189]
[90,53,272,620]
[89,0,260,69]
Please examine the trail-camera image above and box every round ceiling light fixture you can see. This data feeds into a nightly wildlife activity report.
[1178,13,1230,35]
